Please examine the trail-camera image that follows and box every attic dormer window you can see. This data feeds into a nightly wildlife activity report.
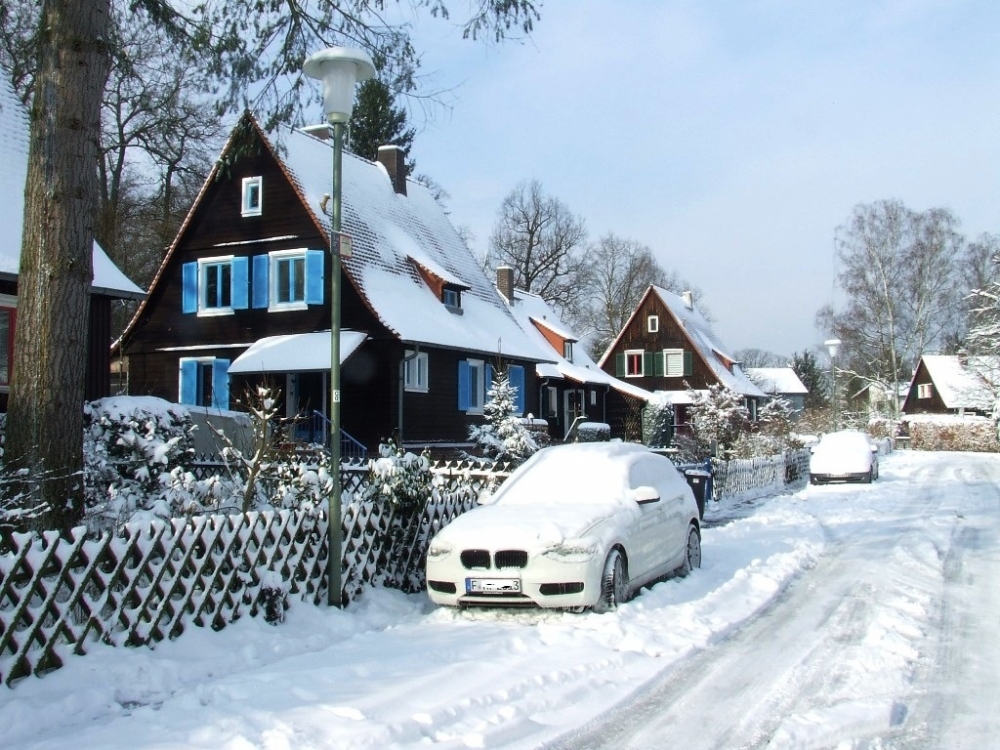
[442,287,461,309]
[242,176,262,216]
[563,340,574,362]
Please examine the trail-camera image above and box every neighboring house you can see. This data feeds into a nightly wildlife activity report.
[901,355,998,417]
[496,267,657,441]
[0,78,145,411]
[598,286,766,432]
[117,113,552,456]
[746,367,808,417]
[848,381,907,418]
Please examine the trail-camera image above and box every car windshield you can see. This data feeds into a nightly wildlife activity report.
[492,451,632,506]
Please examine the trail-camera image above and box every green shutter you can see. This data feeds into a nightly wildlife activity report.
[683,350,694,376]
[654,350,665,376]
[615,352,625,377]
[643,351,654,376]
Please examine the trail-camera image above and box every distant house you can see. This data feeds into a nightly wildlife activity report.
[901,355,998,417]
[0,78,145,411]
[598,286,766,433]
[117,113,552,456]
[496,267,657,442]
[848,381,907,418]
[746,367,808,417]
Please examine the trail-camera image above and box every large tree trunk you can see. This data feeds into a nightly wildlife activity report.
[6,0,111,531]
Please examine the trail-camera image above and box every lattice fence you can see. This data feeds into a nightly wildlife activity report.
[711,449,811,500]
[0,459,509,687]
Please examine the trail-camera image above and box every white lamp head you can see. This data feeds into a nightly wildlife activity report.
[824,338,842,359]
[303,47,376,124]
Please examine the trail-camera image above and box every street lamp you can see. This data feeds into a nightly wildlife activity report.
[304,46,375,607]
[825,338,842,430]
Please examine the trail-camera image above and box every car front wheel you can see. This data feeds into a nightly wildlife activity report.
[675,525,702,577]
[593,549,628,613]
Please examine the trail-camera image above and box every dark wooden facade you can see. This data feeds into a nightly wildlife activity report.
[119,116,541,454]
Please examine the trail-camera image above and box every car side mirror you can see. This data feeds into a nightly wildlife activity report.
[632,485,660,505]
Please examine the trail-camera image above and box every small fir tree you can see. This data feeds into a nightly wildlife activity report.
[468,366,539,466]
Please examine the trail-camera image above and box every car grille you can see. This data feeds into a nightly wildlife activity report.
[539,582,584,596]
[459,549,529,570]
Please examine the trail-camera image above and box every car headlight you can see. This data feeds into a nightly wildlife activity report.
[427,542,454,561]
[542,541,599,563]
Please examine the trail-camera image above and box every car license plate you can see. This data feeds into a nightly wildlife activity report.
[466,577,521,594]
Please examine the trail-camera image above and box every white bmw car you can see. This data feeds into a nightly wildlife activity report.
[426,442,702,612]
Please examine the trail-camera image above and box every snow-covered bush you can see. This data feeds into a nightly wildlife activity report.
[468,366,540,467]
[642,399,674,448]
[575,422,611,442]
[361,440,438,592]
[673,383,750,461]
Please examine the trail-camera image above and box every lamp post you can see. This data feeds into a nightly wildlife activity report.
[304,47,375,607]
[825,338,842,431]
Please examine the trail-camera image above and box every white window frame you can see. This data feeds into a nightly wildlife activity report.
[442,288,460,308]
[404,350,429,393]
[545,385,558,417]
[468,358,486,413]
[917,383,933,399]
[563,340,574,362]
[647,314,659,333]
[664,348,685,377]
[198,256,235,316]
[625,349,644,378]
[269,249,308,312]
[242,176,262,216]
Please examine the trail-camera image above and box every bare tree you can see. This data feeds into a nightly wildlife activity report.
[488,180,588,314]
[569,233,703,359]
[735,349,787,368]
[816,200,965,413]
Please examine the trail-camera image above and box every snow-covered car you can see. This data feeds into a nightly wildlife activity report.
[425,442,702,611]
[809,429,880,484]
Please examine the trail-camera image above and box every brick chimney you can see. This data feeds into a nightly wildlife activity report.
[497,266,515,303]
[377,145,407,196]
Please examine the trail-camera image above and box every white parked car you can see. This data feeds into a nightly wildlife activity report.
[426,442,702,612]
[809,429,880,484]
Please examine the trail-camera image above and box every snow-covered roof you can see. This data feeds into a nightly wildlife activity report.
[503,288,656,402]
[277,127,551,362]
[917,354,998,410]
[747,367,808,396]
[600,286,766,399]
[0,78,144,300]
[228,330,368,374]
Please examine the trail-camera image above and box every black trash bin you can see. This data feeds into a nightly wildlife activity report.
[683,469,710,520]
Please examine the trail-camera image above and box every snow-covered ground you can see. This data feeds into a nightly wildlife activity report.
[2,450,998,749]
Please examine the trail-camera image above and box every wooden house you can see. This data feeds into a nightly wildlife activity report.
[0,78,145,411]
[496,267,656,442]
[598,286,765,432]
[901,355,997,417]
[117,113,552,456]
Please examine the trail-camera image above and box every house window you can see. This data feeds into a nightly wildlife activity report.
[545,386,558,417]
[917,383,933,399]
[442,286,464,311]
[0,295,16,388]
[183,256,249,316]
[179,357,230,408]
[242,176,262,216]
[563,340,574,362]
[590,390,597,406]
[252,249,324,310]
[458,359,493,413]
[663,349,691,378]
[625,349,644,377]
[648,315,659,333]
[404,350,429,392]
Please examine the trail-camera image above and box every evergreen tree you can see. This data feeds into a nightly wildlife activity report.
[348,78,416,173]
[791,350,829,409]
[469,367,539,466]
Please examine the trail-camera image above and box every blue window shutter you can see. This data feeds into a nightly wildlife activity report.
[615,352,625,377]
[182,263,198,313]
[231,257,249,310]
[457,360,470,411]
[510,365,525,414]
[212,359,230,409]
[683,350,694,376]
[179,359,197,404]
[306,249,325,304]
[252,255,269,308]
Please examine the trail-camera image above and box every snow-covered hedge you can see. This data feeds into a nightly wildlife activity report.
[899,414,1000,452]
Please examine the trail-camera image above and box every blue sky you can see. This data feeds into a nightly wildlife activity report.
[396,0,999,359]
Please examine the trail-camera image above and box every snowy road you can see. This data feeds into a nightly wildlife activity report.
[546,455,1000,749]
[2,451,999,749]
